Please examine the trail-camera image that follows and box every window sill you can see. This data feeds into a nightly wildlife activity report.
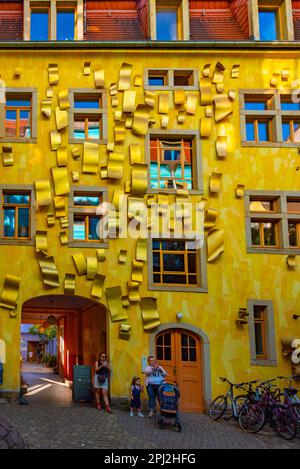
[251,359,277,367]
[148,283,208,293]
[68,241,108,248]
[147,189,203,196]
[242,141,299,148]
[68,138,107,145]
[144,85,198,91]
[0,239,35,246]
[247,247,300,255]
[0,138,37,144]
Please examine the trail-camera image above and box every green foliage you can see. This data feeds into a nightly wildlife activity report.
[28,324,57,340]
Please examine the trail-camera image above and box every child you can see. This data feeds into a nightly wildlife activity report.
[130,376,144,417]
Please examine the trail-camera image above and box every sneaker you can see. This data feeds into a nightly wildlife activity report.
[130,411,134,417]
[148,411,154,418]
[138,412,144,418]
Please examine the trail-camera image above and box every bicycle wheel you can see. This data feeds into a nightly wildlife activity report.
[238,404,265,433]
[234,395,247,414]
[290,403,300,439]
[269,404,297,440]
[208,395,227,420]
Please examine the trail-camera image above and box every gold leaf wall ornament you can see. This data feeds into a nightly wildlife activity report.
[200,117,212,137]
[72,147,81,160]
[83,141,99,174]
[132,104,151,136]
[132,260,144,282]
[60,217,69,229]
[97,249,106,262]
[204,208,219,229]
[141,297,160,331]
[125,180,131,193]
[287,255,297,268]
[270,73,280,87]
[100,167,108,179]
[72,171,79,182]
[0,275,21,310]
[107,152,124,179]
[216,83,225,93]
[213,62,225,84]
[38,256,60,287]
[59,231,68,245]
[50,130,61,151]
[72,252,87,275]
[112,189,125,210]
[56,147,68,167]
[83,61,91,76]
[177,111,186,124]
[144,90,155,107]
[136,238,147,262]
[118,249,127,264]
[41,99,52,118]
[231,64,240,79]
[64,273,76,295]
[110,83,118,96]
[123,90,136,113]
[35,230,48,253]
[119,323,131,340]
[199,78,213,105]
[149,117,156,126]
[91,274,105,299]
[216,135,228,158]
[129,144,142,164]
[122,296,130,307]
[107,142,114,152]
[228,90,236,101]
[207,229,225,262]
[118,62,133,91]
[214,94,233,122]
[35,179,52,206]
[48,63,59,85]
[128,281,140,302]
[158,94,169,114]
[174,89,185,106]
[2,146,13,166]
[106,286,128,321]
[51,167,70,195]
[55,107,69,130]
[114,122,126,142]
[235,184,245,198]
[161,115,169,128]
[125,116,133,129]
[94,69,105,88]
[14,68,21,78]
[58,90,70,110]
[202,64,212,78]
[46,87,54,98]
[134,75,142,86]
[131,163,148,195]
[47,212,55,227]
[186,94,197,115]
[209,172,222,193]
[205,106,213,117]
[111,96,119,107]
[86,257,98,280]
[281,69,289,81]
[114,110,123,121]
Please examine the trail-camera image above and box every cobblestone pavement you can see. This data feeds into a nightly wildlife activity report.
[1,363,300,449]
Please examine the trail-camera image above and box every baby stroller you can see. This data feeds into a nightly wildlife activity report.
[157,379,182,432]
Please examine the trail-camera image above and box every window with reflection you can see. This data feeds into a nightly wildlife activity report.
[2,192,31,239]
[258,9,279,40]
[181,333,197,362]
[72,192,103,242]
[246,118,272,142]
[71,92,105,142]
[57,9,75,40]
[5,95,31,139]
[156,332,172,361]
[156,8,178,40]
[250,221,278,247]
[30,9,49,40]
[254,306,267,359]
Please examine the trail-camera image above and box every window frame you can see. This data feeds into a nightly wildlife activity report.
[0,185,35,246]
[258,5,282,41]
[30,5,51,41]
[68,186,109,248]
[145,130,203,195]
[248,299,277,367]
[0,89,38,143]
[156,4,181,41]
[144,68,198,90]
[68,89,108,144]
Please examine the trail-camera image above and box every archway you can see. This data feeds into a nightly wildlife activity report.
[149,323,212,413]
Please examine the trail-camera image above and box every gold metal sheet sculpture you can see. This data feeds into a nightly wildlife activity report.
[64,273,75,295]
[216,135,228,158]
[132,260,144,282]
[200,118,212,137]
[72,171,79,182]
[114,122,126,142]
[107,152,124,179]
[216,83,224,93]
[50,130,61,150]
[141,297,160,331]
[72,147,81,159]
[83,61,91,76]
[86,257,98,280]
[14,68,21,77]
[202,64,211,78]
[281,69,289,81]
[94,69,105,88]
[125,180,131,193]
[177,111,186,124]
[270,73,280,87]
[287,255,297,268]
[128,281,140,303]
[2,146,13,166]
[91,274,105,299]
[112,189,124,209]
[35,179,52,206]
[134,75,142,86]
[100,167,108,179]
[118,62,132,91]
[35,230,48,253]
[111,96,119,107]
[56,147,68,167]
[228,90,236,101]
[205,106,213,117]
[118,249,127,264]
[58,90,70,110]
[144,91,155,107]
[199,78,213,105]
[47,212,55,227]
[72,252,87,275]
[48,63,59,85]
[38,256,60,287]
[204,208,219,229]
[46,87,54,98]
[161,115,169,128]
[119,323,131,340]
[123,90,136,113]
[235,184,245,198]
[97,249,106,262]
[158,94,169,114]
[131,163,148,195]
[107,142,115,152]
[136,238,147,262]
[174,89,185,105]
[60,217,69,229]
[110,83,118,96]
[207,229,224,262]
[130,144,142,164]
[231,64,240,79]
[186,94,197,115]
[114,110,123,121]
[55,107,69,130]
[41,99,52,118]
[59,231,68,245]
[213,62,225,84]
[0,274,21,310]
[83,141,99,174]
[209,172,222,193]
[125,116,133,129]
[106,286,128,321]
[132,104,151,136]
[51,167,70,195]
[214,95,233,122]
[122,296,130,307]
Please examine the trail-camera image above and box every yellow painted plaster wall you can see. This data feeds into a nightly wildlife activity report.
[0,48,300,401]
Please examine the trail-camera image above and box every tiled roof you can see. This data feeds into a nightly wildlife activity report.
[84,10,146,40]
[0,2,23,41]
[190,9,249,40]
[293,10,300,40]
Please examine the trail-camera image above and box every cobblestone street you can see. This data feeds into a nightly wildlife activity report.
[1,364,300,449]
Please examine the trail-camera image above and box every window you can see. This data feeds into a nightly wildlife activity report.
[146,131,202,193]
[57,8,75,40]
[0,186,35,245]
[248,300,277,366]
[68,187,108,247]
[156,7,179,40]
[258,9,279,40]
[145,69,198,90]
[0,89,37,143]
[69,90,107,143]
[30,9,49,40]
[156,332,172,361]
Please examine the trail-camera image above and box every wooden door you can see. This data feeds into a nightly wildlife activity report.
[155,329,203,413]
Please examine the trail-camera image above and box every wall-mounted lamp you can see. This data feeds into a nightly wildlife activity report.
[293,314,300,320]
[176,312,183,321]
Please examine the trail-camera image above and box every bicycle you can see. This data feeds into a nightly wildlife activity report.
[208,377,251,422]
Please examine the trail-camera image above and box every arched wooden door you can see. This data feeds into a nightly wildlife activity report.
[155,329,203,413]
